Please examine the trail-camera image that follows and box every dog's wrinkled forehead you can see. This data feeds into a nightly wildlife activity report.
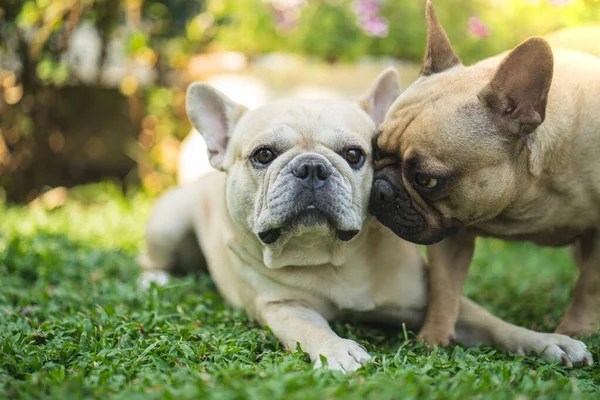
[376,67,497,164]
[230,99,375,156]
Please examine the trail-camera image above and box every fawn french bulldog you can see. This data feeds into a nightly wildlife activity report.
[370,1,600,346]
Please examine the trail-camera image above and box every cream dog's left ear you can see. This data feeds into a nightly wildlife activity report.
[358,67,401,125]
[186,83,248,171]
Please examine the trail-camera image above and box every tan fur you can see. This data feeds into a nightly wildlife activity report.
[371,1,600,345]
[544,25,600,59]
[141,70,592,371]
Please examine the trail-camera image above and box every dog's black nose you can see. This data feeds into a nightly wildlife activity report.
[373,179,395,204]
[292,161,330,189]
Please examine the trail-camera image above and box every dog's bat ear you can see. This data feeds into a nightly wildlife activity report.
[478,37,554,136]
[358,67,401,125]
[421,0,461,76]
[186,83,248,170]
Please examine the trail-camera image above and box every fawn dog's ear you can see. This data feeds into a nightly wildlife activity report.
[479,37,554,136]
[421,0,461,76]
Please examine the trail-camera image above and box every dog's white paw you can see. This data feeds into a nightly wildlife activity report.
[138,270,170,291]
[312,339,371,373]
[519,332,593,367]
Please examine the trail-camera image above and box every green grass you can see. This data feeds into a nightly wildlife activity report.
[1,183,599,399]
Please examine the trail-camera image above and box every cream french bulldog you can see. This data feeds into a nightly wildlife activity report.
[370,1,600,346]
[140,70,592,372]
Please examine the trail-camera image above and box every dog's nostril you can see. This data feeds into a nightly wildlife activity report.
[293,164,309,179]
[316,164,329,180]
[380,189,395,204]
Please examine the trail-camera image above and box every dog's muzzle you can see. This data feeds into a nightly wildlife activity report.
[369,178,429,240]
[369,168,462,245]
[257,153,360,245]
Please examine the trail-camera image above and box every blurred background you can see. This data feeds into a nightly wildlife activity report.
[1,0,599,204]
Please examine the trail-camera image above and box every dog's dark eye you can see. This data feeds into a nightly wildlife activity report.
[252,148,276,166]
[343,148,365,168]
[414,173,438,189]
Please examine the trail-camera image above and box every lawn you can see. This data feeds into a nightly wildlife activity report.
[1,183,599,399]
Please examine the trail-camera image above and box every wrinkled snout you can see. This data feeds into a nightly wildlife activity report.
[255,152,362,244]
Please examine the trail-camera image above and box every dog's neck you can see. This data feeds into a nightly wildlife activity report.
[524,115,574,179]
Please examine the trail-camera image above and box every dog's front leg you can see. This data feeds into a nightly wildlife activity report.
[455,297,593,366]
[257,300,371,372]
[557,231,600,336]
[420,231,476,345]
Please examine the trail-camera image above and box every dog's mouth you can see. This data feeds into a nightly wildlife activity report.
[257,204,359,244]
[258,228,282,244]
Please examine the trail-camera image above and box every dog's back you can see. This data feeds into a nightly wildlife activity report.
[545,25,600,59]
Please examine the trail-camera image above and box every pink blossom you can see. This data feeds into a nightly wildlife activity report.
[274,10,299,31]
[468,16,490,39]
[353,0,388,37]
[265,0,306,31]
[360,15,388,37]
[354,0,381,16]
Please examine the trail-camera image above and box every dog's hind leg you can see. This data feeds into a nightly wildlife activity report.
[557,231,600,337]
[139,183,208,289]
[455,297,593,367]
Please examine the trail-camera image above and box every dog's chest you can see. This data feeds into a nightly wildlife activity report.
[300,266,378,312]
[275,259,426,314]
[327,273,377,312]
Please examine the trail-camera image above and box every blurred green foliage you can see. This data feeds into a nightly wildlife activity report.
[209,0,600,63]
[1,0,599,201]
